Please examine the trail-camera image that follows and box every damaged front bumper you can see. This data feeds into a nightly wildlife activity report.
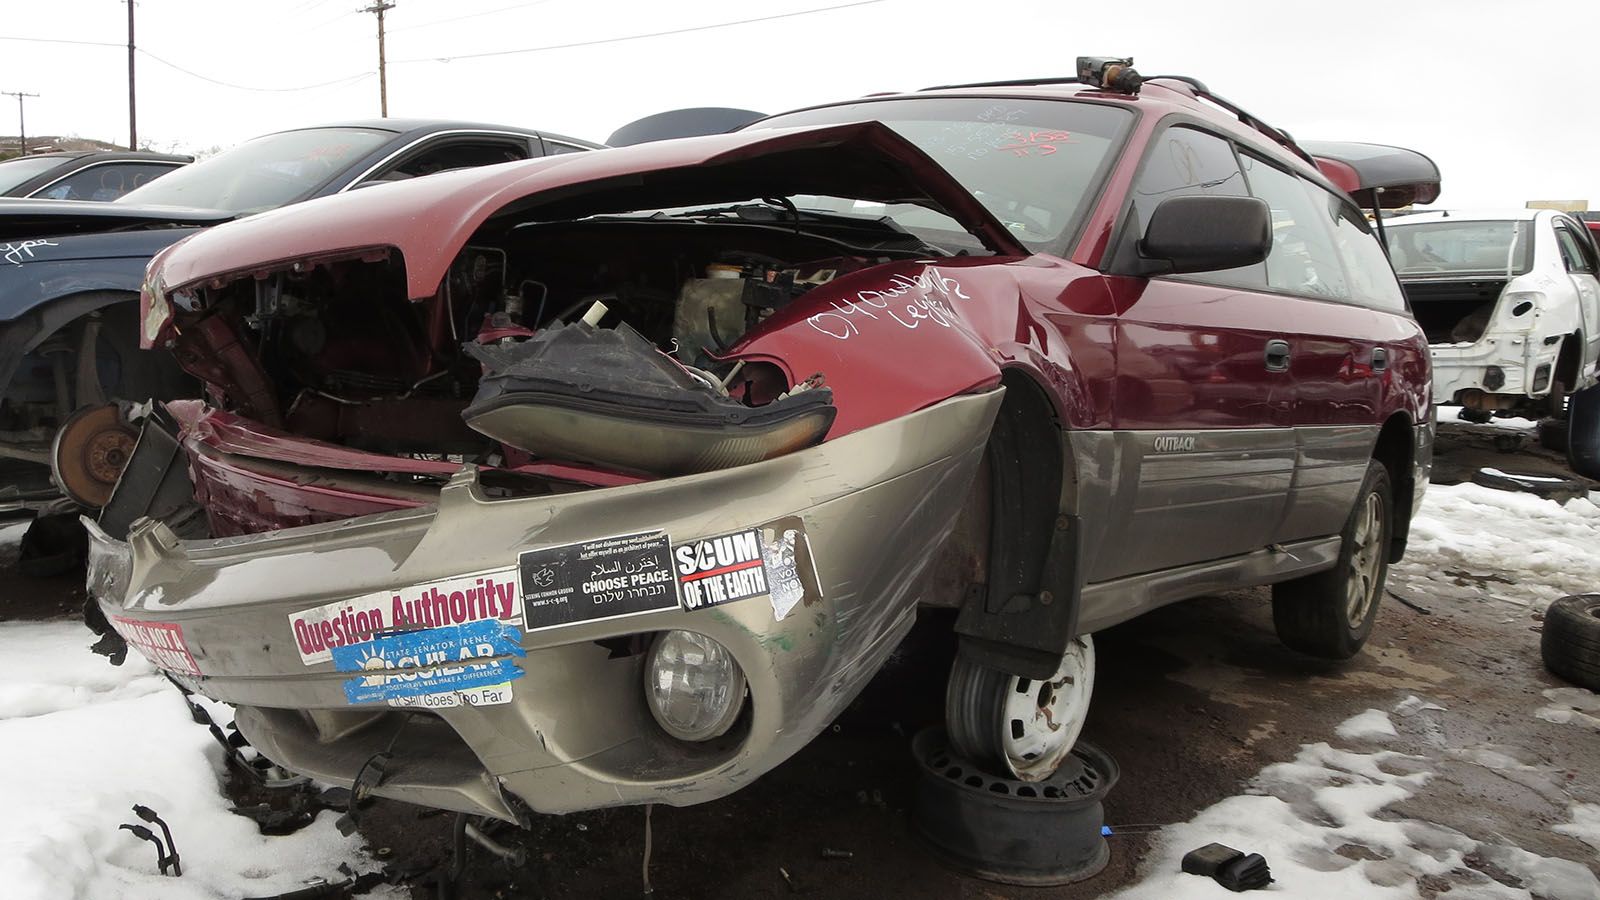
[88,391,1001,819]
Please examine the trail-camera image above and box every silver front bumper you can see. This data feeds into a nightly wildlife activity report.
[89,390,1002,818]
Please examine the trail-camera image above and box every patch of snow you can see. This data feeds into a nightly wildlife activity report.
[1392,695,1446,717]
[1477,467,1570,483]
[1440,405,1541,430]
[1335,709,1397,741]
[1554,803,1600,854]
[1536,686,1600,731]
[1110,739,1600,900]
[1398,483,1600,612]
[0,621,393,900]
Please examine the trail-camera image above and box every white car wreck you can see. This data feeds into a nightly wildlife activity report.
[1386,209,1600,417]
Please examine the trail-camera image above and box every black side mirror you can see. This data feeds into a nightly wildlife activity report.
[1139,195,1271,276]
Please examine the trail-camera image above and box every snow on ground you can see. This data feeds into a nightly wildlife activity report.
[1438,406,1542,431]
[0,621,395,900]
[1335,709,1398,741]
[1109,698,1600,900]
[1398,482,1600,612]
[1112,485,1600,899]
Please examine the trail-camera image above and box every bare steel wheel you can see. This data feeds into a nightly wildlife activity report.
[50,403,137,508]
[945,635,1095,782]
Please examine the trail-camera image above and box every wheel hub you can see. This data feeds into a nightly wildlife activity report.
[1345,491,1384,628]
[947,635,1096,782]
[51,403,137,508]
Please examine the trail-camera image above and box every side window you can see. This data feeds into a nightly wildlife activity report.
[543,140,588,156]
[369,138,531,182]
[1240,155,1348,300]
[1311,184,1406,311]
[34,162,181,201]
[1555,225,1597,275]
[1129,126,1264,287]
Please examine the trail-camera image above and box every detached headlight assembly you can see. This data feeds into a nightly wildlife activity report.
[644,630,746,742]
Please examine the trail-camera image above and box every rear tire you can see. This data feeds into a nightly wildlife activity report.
[1567,383,1600,480]
[1541,595,1600,691]
[1272,460,1392,660]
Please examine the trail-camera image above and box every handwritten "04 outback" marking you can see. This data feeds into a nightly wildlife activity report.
[805,271,971,340]
[1,239,60,266]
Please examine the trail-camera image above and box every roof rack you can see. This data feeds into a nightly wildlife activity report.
[918,72,1315,167]
[1143,76,1314,165]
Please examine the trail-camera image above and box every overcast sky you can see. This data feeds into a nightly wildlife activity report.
[3,0,1595,208]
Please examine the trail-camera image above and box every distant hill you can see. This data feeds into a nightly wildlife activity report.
[0,135,127,160]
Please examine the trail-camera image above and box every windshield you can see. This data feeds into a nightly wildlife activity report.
[118,127,392,214]
[747,97,1133,253]
[1386,220,1534,276]
[0,156,66,194]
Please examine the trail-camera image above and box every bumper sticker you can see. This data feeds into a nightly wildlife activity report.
[289,569,523,665]
[332,619,526,708]
[110,616,200,675]
[675,529,769,611]
[672,521,817,621]
[519,531,680,631]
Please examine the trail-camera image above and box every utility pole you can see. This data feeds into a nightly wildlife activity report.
[126,0,137,149]
[362,1,396,117]
[3,92,39,156]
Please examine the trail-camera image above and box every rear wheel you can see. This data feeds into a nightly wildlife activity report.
[945,635,1095,781]
[1567,383,1600,480]
[1272,460,1392,660]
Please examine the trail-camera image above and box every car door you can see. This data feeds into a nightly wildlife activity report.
[1240,157,1392,544]
[1103,125,1298,581]
[1553,219,1600,374]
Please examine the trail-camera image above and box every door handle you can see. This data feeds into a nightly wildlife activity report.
[1264,339,1291,372]
[1372,347,1389,372]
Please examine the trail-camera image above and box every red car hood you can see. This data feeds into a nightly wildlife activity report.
[150,122,1026,301]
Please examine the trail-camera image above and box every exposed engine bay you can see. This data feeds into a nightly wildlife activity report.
[155,214,940,535]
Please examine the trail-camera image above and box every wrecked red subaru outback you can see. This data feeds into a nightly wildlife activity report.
[88,63,1434,821]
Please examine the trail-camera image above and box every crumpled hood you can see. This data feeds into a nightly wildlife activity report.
[0,198,231,242]
[148,122,1026,300]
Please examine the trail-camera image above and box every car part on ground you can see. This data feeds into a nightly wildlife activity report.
[1470,466,1591,503]
[1540,594,1600,692]
[910,726,1116,886]
[1180,842,1274,892]
[1272,460,1393,660]
[945,635,1094,782]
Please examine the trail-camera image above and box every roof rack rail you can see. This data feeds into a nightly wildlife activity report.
[1144,76,1314,165]
[920,76,1088,91]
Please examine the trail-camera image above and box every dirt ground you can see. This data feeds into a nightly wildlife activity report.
[4,421,1597,899]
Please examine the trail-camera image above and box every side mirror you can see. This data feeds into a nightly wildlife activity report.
[1139,195,1271,276]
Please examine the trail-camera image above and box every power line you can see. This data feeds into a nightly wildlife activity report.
[388,0,554,34]
[136,49,373,92]
[0,35,124,49]
[390,0,887,64]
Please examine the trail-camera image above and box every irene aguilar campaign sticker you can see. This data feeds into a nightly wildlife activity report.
[110,616,201,675]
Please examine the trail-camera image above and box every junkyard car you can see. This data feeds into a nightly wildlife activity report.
[0,120,599,514]
[1385,209,1600,417]
[89,62,1435,820]
[0,150,192,201]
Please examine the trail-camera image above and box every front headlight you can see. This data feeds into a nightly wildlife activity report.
[644,630,746,742]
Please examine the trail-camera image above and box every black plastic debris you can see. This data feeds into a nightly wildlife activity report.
[463,321,834,476]
[118,805,181,876]
[1181,842,1274,892]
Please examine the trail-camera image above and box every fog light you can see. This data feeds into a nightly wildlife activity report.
[645,631,746,741]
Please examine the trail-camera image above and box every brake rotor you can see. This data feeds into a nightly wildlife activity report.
[51,403,138,508]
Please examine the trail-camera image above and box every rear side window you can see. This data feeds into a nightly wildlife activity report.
[1311,185,1406,311]
[1130,126,1264,287]
[1240,155,1348,300]
[1555,225,1598,275]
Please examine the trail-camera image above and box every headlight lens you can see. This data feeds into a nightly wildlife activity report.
[644,630,746,742]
